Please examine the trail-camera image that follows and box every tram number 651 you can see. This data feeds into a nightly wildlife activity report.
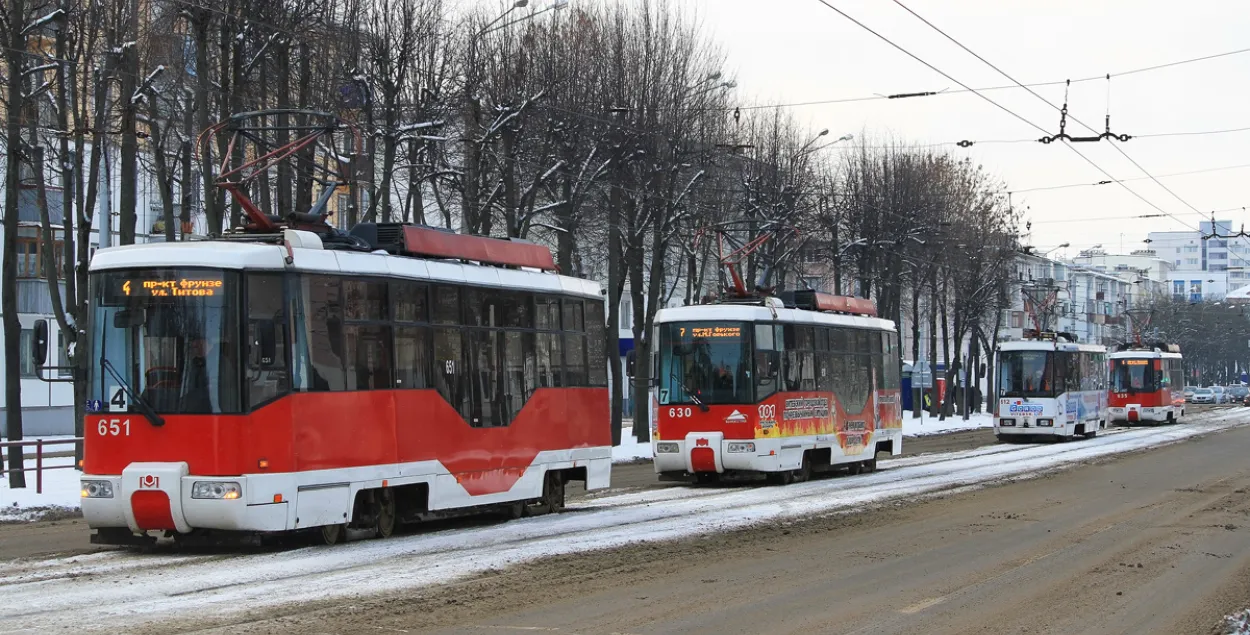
[668,407,693,418]
[97,418,131,437]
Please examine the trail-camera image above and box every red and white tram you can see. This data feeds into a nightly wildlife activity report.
[48,223,611,545]
[1108,344,1185,425]
[649,291,903,484]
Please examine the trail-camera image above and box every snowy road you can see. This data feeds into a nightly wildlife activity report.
[1,409,1248,633]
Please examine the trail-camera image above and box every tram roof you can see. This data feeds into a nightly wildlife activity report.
[654,303,896,332]
[1108,349,1183,360]
[997,340,1107,353]
[89,232,603,299]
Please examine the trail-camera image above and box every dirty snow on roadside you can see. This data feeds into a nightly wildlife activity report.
[0,456,81,522]
[1,408,1246,634]
[1224,609,1250,635]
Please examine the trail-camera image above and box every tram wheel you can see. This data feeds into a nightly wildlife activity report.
[861,457,878,473]
[1084,429,1098,439]
[767,470,794,486]
[374,489,396,539]
[526,472,566,516]
[795,455,813,483]
[319,523,345,546]
[846,461,863,476]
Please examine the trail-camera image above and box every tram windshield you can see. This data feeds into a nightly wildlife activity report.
[998,350,1057,399]
[658,321,754,406]
[89,268,242,414]
[1111,358,1156,393]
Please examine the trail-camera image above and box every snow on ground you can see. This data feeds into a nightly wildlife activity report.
[613,425,651,463]
[1225,609,1250,635]
[1,408,1247,633]
[0,456,81,522]
[903,411,995,436]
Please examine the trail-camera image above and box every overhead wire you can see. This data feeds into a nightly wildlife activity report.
[1011,161,1250,194]
[885,0,1250,266]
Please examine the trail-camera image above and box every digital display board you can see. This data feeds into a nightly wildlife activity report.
[1119,359,1149,366]
[113,274,224,299]
[680,325,742,339]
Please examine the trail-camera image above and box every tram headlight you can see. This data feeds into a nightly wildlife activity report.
[1037,418,1054,427]
[998,418,1016,427]
[726,442,756,453]
[655,442,680,454]
[192,481,242,500]
[81,480,114,499]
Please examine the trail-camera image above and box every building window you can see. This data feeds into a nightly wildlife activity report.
[16,227,65,279]
[19,329,37,377]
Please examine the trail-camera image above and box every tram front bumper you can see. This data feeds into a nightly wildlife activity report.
[653,435,790,474]
[81,464,288,535]
[1110,405,1168,422]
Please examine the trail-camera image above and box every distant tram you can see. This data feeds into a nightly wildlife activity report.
[648,291,903,484]
[1108,344,1185,425]
[995,333,1108,440]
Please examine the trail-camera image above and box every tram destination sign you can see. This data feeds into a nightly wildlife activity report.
[682,325,742,339]
[108,273,225,300]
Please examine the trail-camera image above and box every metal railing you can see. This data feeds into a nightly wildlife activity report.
[0,437,83,494]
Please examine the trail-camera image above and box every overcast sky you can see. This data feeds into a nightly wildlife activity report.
[679,0,1250,257]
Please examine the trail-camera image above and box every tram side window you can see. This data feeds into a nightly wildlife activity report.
[433,285,460,324]
[394,326,431,389]
[434,329,467,415]
[783,325,802,392]
[344,279,388,321]
[246,273,290,408]
[585,300,608,387]
[565,333,588,388]
[391,280,428,322]
[880,333,901,390]
[467,329,504,427]
[536,296,561,330]
[562,299,585,333]
[868,331,883,391]
[831,328,870,415]
[537,332,563,388]
[504,331,536,417]
[755,323,781,400]
[816,327,834,393]
[298,275,346,392]
[345,324,393,390]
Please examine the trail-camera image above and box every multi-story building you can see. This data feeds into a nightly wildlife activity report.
[998,252,1139,347]
[1148,220,1250,300]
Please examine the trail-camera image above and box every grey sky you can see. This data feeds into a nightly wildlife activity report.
[685,0,1250,256]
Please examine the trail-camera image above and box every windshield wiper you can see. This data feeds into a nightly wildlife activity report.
[670,371,710,412]
[100,358,165,427]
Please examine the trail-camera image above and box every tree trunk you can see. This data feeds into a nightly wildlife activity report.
[117,0,140,245]
[911,281,922,419]
[606,166,624,447]
[4,0,28,486]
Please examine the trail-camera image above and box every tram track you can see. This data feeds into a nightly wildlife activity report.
[0,408,1246,633]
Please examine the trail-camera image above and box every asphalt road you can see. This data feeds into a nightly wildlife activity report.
[191,416,1250,635]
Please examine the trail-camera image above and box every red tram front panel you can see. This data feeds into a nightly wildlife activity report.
[81,388,609,534]
[654,388,902,475]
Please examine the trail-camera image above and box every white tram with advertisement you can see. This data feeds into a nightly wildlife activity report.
[649,291,903,484]
[994,334,1109,441]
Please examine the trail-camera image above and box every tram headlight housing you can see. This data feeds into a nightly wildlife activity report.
[655,442,680,454]
[1037,418,1054,427]
[727,442,756,453]
[192,481,242,500]
[81,480,114,498]
[998,418,1016,427]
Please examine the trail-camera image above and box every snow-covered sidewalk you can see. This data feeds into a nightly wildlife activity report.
[0,455,81,522]
[902,411,995,436]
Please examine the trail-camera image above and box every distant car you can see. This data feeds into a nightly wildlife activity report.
[1191,388,1215,404]
[1183,386,1198,401]
[1211,386,1227,404]
[1243,393,1250,407]
[1227,385,1249,402]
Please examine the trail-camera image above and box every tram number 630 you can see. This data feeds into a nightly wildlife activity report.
[97,418,131,437]
[668,407,693,418]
